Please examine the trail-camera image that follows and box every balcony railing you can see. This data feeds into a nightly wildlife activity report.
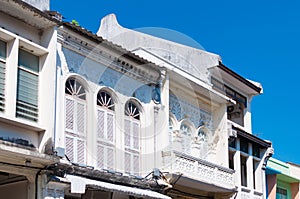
[162,150,235,190]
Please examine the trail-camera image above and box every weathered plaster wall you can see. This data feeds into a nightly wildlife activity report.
[22,0,49,11]
[97,14,221,84]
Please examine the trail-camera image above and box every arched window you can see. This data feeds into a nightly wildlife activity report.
[124,100,140,175]
[168,117,175,145]
[180,123,192,154]
[96,90,115,170]
[198,127,209,159]
[125,101,140,120]
[65,77,86,165]
[198,128,208,142]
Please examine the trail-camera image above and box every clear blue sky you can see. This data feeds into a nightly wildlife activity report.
[51,0,300,164]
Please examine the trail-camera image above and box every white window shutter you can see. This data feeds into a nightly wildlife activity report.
[133,122,139,150]
[97,109,105,139]
[76,102,85,135]
[65,136,74,162]
[77,139,85,164]
[107,113,114,142]
[124,119,131,147]
[97,145,104,168]
[65,98,74,131]
[107,147,114,170]
[133,154,139,175]
[125,152,131,174]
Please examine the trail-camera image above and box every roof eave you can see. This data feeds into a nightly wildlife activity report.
[218,62,262,94]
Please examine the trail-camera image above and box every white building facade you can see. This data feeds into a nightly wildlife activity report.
[0,0,60,198]
[0,1,274,198]
[97,14,274,199]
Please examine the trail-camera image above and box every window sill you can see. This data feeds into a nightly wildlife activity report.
[0,114,45,132]
[254,190,263,196]
[241,186,251,193]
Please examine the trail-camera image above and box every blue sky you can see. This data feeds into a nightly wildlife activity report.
[51,0,300,164]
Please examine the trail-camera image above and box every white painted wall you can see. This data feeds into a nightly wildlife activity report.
[0,11,57,153]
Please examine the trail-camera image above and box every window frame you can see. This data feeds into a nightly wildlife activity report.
[64,77,87,165]
[16,49,40,122]
[124,100,141,175]
[96,90,116,170]
[0,39,6,112]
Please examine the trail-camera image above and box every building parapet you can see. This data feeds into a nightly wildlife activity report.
[162,150,236,191]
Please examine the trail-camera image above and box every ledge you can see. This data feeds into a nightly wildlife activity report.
[0,113,45,132]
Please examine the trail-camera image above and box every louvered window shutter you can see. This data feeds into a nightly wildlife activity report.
[65,136,74,162]
[133,154,140,175]
[0,40,6,112]
[16,49,39,122]
[125,152,131,174]
[77,139,85,164]
[107,147,114,170]
[107,113,114,142]
[97,109,105,139]
[124,119,131,147]
[65,98,74,131]
[97,145,115,170]
[76,102,85,135]
[133,121,139,150]
[97,145,104,168]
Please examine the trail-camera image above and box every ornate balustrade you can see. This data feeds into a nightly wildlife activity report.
[162,150,235,190]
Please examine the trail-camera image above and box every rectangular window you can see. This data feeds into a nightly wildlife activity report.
[252,144,261,158]
[253,159,260,190]
[124,118,140,175]
[229,151,235,170]
[241,155,247,187]
[240,139,249,154]
[276,187,287,199]
[65,97,86,165]
[229,139,236,148]
[16,49,39,122]
[211,77,247,107]
[0,40,6,112]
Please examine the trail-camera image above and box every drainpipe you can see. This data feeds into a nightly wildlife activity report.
[152,68,166,168]
[262,146,274,170]
[262,145,274,199]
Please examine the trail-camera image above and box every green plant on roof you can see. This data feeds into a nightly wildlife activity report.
[71,19,79,26]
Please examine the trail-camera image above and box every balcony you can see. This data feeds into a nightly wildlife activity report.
[162,150,236,191]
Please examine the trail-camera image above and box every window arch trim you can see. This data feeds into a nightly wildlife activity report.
[65,75,89,100]
[124,98,143,121]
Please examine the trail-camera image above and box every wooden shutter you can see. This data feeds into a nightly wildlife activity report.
[77,139,85,164]
[76,101,85,135]
[107,113,114,142]
[65,98,74,131]
[97,109,105,139]
[124,119,131,147]
[97,145,104,168]
[106,147,114,170]
[0,60,5,112]
[65,136,74,162]
[125,152,131,174]
[133,121,139,150]
[133,154,140,175]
